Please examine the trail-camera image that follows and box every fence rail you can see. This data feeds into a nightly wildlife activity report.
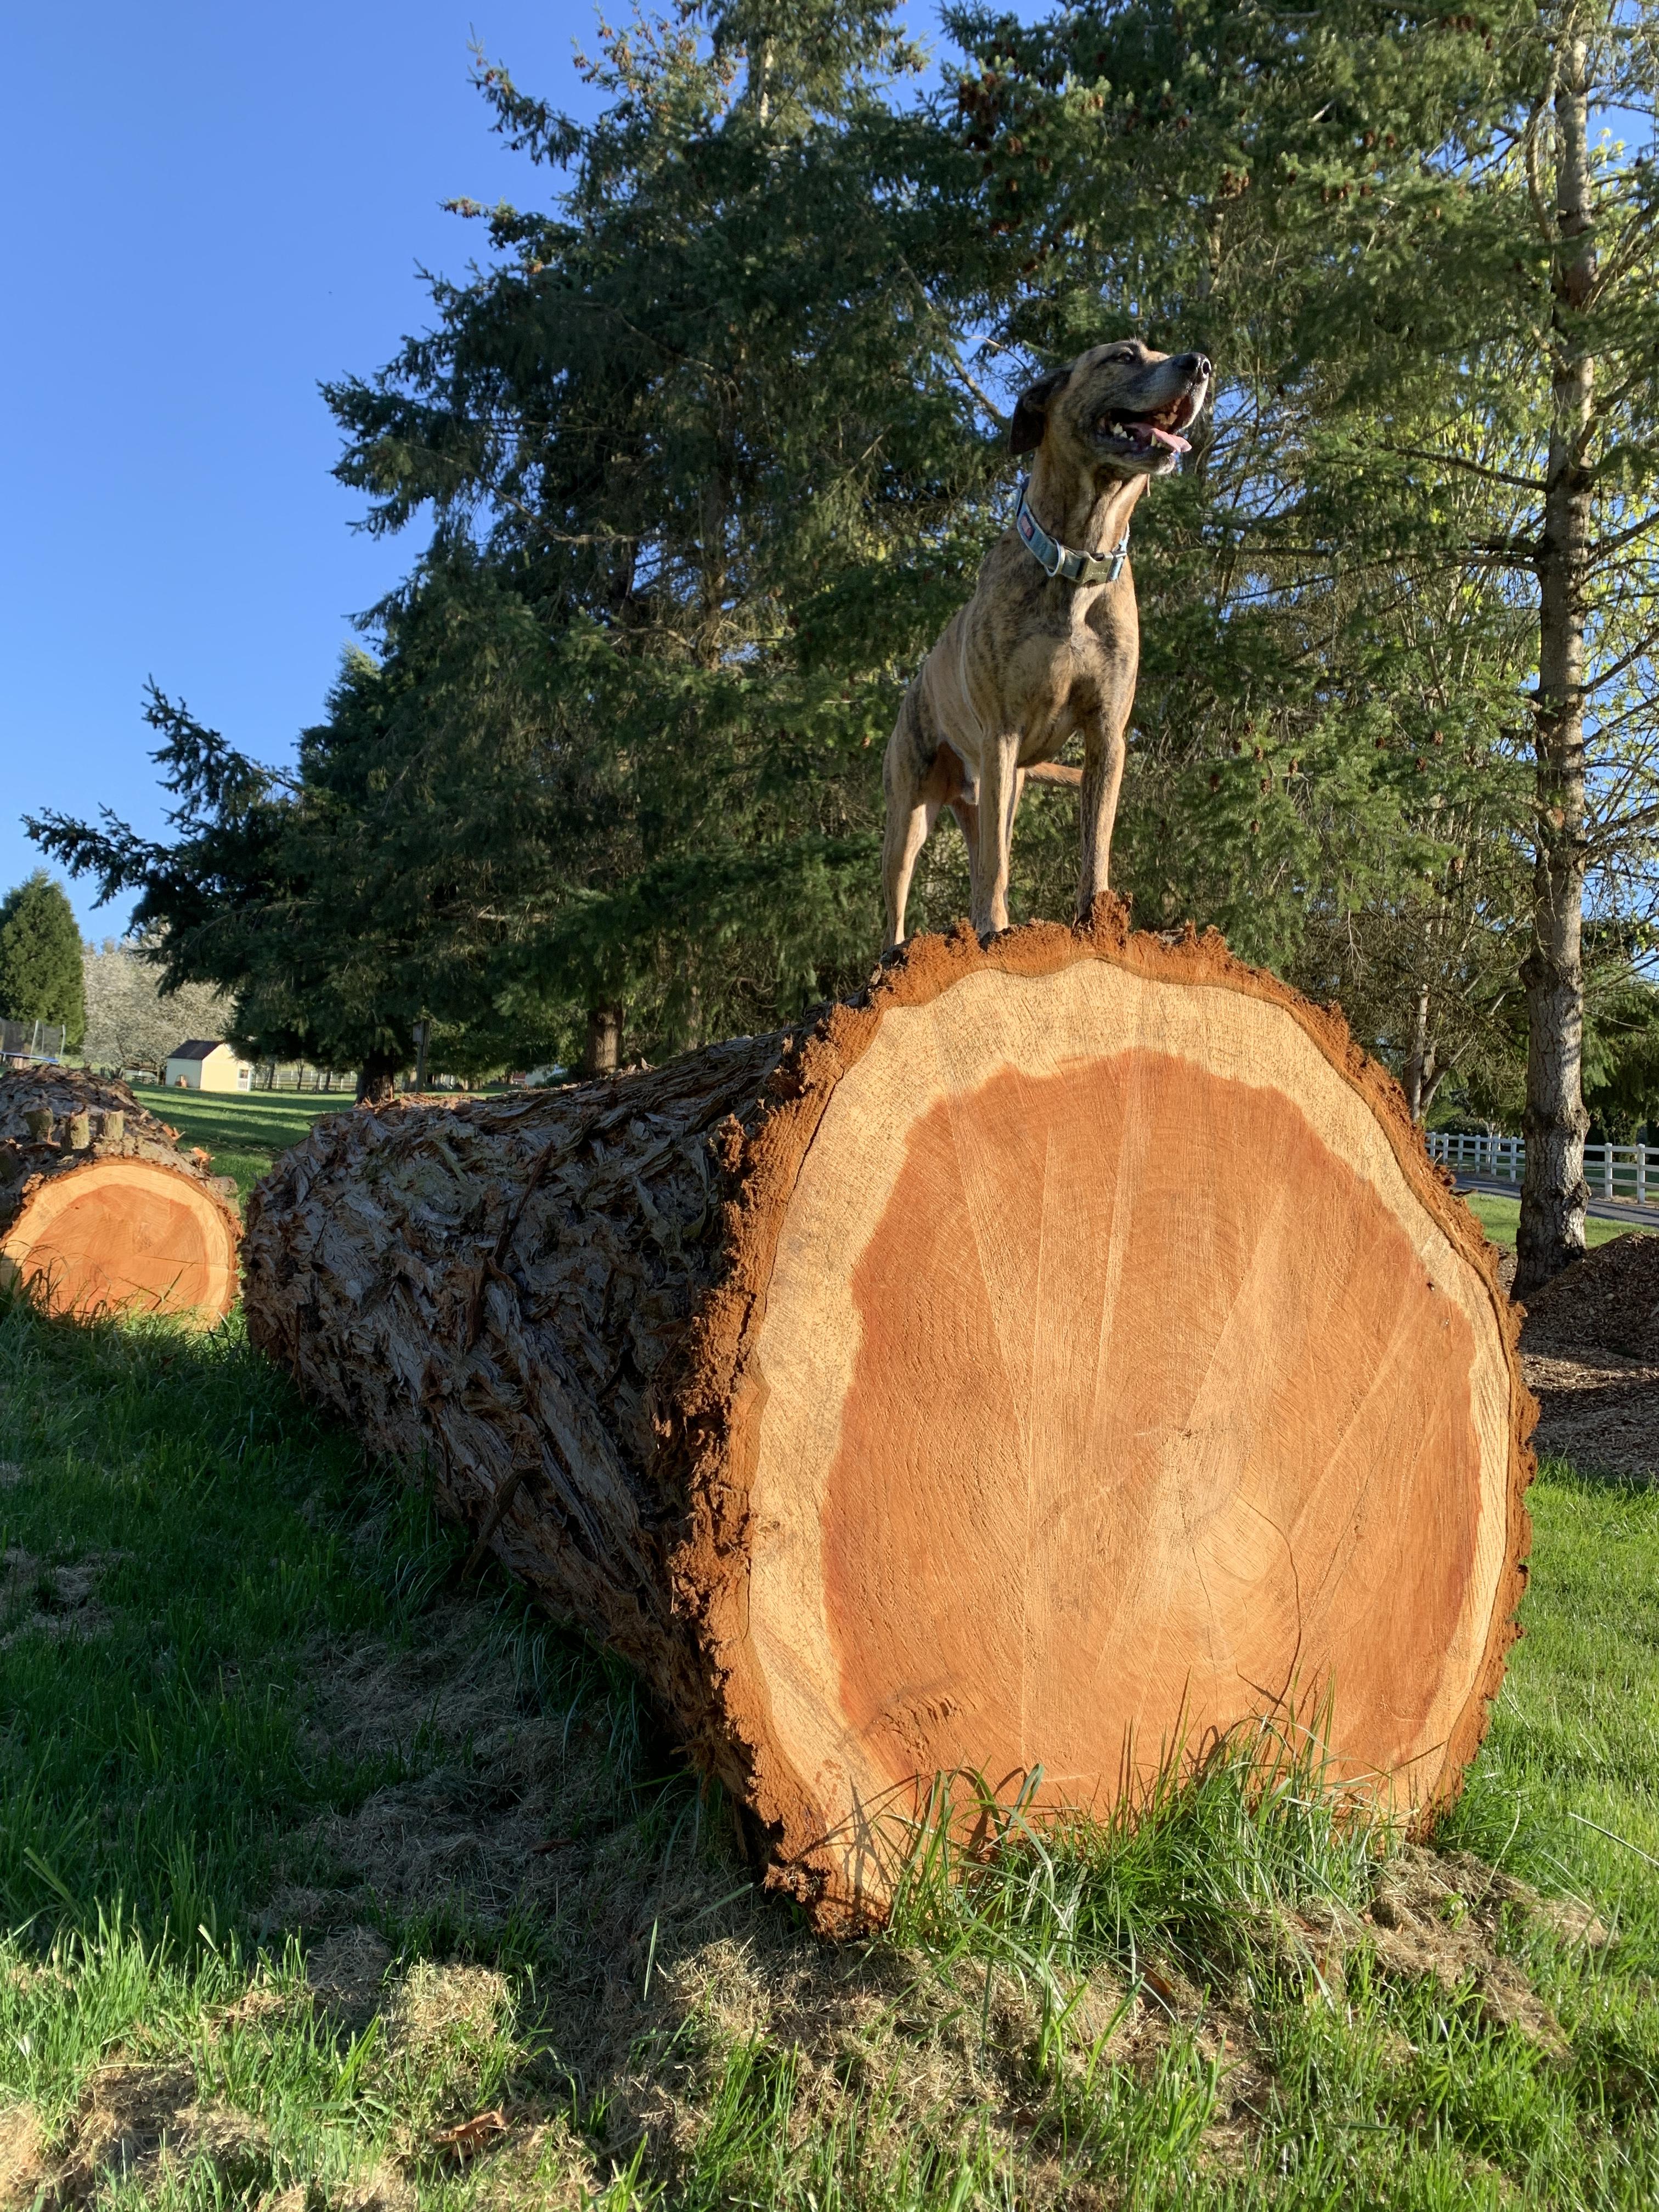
[1426,1129,1659,1206]
[251,1064,356,1093]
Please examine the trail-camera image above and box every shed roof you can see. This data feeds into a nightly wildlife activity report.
[167,1040,233,1062]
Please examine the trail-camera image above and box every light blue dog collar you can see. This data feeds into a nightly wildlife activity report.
[1014,477,1128,585]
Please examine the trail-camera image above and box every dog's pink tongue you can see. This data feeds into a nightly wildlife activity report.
[1148,425,1190,452]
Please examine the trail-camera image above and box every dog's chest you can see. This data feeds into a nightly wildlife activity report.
[1047,602,1122,698]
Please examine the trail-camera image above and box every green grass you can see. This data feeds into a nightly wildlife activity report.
[1441,1459,1659,1962]
[2,1289,1658,2206]
[131,1085,351,1203]
[1461,1188,1639,1250]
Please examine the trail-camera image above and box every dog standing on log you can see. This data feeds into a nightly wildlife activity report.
[881,339,1211,944]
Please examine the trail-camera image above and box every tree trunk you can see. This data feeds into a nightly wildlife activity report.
[584,1005,623,1076]
[356,1048,402,1107]
[1404,983,1435,1125]
[0,1068,240,1325]
[242,912,1534,1933]
[1518,34,1594,1300]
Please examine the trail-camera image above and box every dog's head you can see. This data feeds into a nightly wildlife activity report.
[1009,340,1211,478]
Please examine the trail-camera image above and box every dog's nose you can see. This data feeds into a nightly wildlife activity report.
[1181,351,1212,382]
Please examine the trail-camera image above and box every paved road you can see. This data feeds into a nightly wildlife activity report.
[1450,1170,1659,1232]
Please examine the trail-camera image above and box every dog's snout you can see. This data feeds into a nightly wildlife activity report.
[1181,351,1212,383]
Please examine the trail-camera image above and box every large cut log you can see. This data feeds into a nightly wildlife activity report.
[0,1069,240,1326]
[242,911,1534,1929]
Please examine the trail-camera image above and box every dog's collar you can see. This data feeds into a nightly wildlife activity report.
[1014,477,1129,585]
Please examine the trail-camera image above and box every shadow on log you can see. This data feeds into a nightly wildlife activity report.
[242,908,1534,1931]
[1,1069,240,1326]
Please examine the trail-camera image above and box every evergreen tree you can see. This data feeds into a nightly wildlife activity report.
[30,677,567,1102]
[323,0,998,1055]
[0,871,85,1051]
[38,1,1006,1074]
[950,1,1659,1286]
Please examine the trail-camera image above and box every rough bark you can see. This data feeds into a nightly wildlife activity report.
[584,1005,623,1076]
[1404,983,1436,1126]
[0,1068,240,1324]
[242,910,1534,1932]
[356,1048,402,1107]
[1518,33,1594,1300]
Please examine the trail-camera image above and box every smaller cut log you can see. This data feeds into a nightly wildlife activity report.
[0,1069,240,1326]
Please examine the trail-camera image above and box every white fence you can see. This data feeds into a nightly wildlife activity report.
[251,1063,357,1093]
[1426,1129,1659,1205]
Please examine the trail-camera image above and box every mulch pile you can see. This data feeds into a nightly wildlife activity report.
[1521,1230,1659,1363]
[1513,1231,1659,1481]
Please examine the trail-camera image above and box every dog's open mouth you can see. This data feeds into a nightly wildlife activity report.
[1095,387,1201,455]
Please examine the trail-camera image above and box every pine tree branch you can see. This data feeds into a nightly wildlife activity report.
[1582,509,1659,566]
[944,351,1011,429]
[1374,444,1546,493]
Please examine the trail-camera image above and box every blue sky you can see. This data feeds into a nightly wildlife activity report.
[0,2,622,936]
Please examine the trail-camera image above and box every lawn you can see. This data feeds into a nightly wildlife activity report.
[130,1086,353,1204]
[1460,1188,1639,1251]
[0,1289,1657,2207]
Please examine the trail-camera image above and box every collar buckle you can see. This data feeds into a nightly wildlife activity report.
[1015,478,1128,588]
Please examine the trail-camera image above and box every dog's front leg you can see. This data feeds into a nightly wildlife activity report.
[974,735,1022,935]
[1077,714,1129,918]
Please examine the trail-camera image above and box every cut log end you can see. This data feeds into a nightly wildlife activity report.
[676,922,1531,1926]
[1,1072,240,1328]
[2,1156,240,1325]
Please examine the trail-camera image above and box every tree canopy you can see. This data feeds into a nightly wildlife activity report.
[30,0,1659,1277]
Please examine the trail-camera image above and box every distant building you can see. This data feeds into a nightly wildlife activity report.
[163,1039,252,1093]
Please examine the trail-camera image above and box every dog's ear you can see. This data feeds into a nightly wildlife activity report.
[1009,366,1068,456]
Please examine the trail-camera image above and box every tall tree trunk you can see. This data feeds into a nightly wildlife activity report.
[1404,983,1435,1125]
[1517,35,1594,1301]
[356,1048,402,1107]
[584,1005,623,1076]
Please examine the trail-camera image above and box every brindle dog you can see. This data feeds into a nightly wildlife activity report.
[881,338,1211,944]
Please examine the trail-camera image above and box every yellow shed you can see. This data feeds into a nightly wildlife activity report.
[163,1040,252,1093]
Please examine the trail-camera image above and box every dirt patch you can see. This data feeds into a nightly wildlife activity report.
[306,1925,394,2031]
[1514,1234,1659,1478]
[0,2103,46,2211]
[1520,1346,1659,1480]
[242,1559,1604,2200]
[0,1550,120,1649]
[1292,1843,1601,2055]
[258,1602,603,1940]
[388,1959,510,2059]
[9,2062,267,2209]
